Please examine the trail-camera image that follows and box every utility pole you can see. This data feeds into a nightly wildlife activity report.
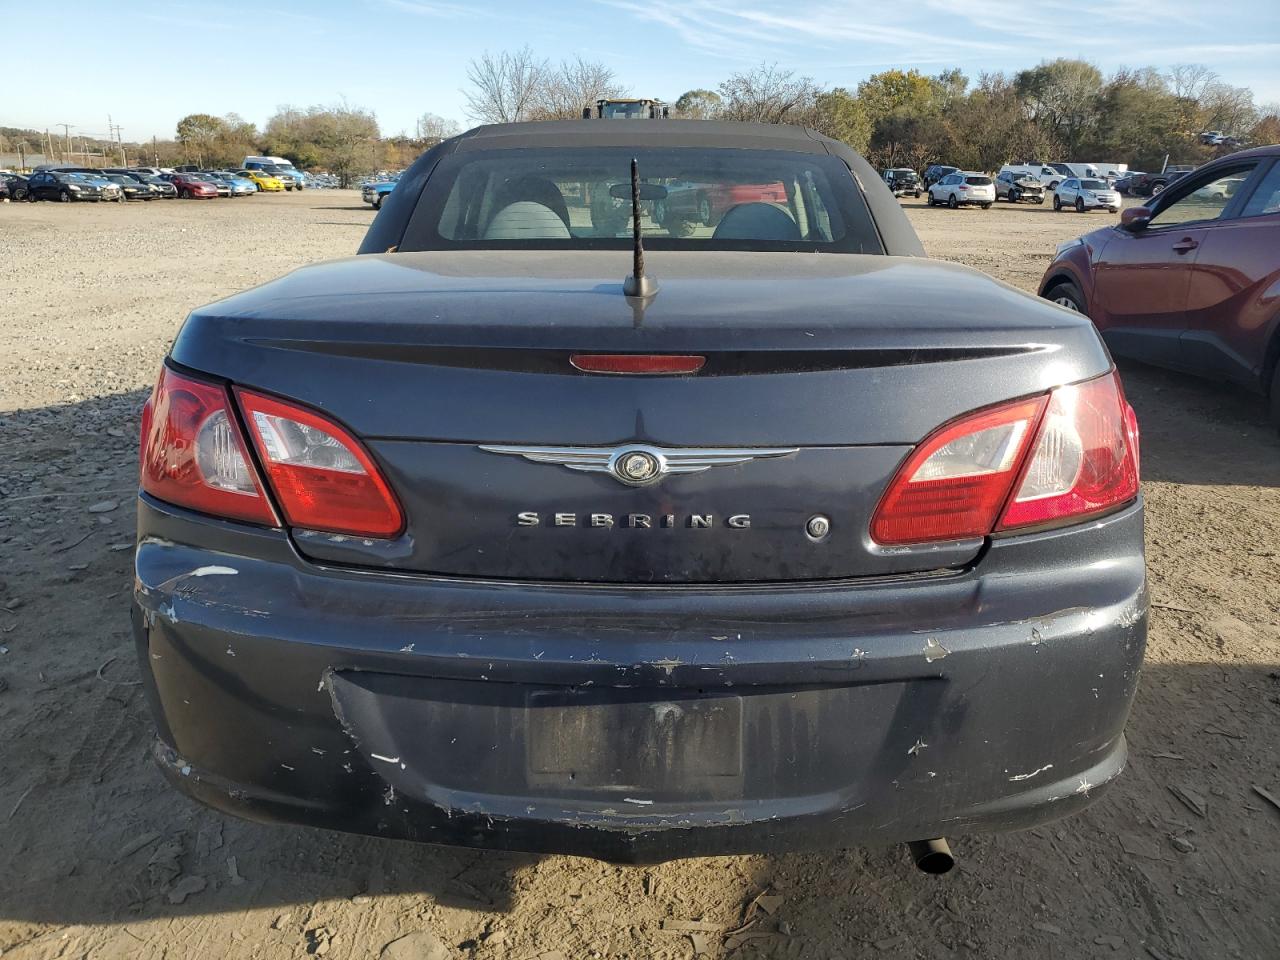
[57,123,73,162]
[108,116,126,165]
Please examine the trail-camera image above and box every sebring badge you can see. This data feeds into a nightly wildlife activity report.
[476,443,799,486]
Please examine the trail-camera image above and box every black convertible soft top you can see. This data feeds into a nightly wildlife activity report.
[358,120,925,258]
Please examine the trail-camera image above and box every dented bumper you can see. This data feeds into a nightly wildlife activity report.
[132,494,1146,863]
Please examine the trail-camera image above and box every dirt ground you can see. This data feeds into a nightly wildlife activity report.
[1,191,1277,960]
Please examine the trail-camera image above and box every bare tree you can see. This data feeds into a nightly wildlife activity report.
[417,112,461,141]
[531,56,624,120]
[717,64,819,124]
[1199,81,1257,134]
[463,47,548,124]
[1167,64,1218,103]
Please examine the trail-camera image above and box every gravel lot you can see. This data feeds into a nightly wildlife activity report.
[1,191,1278,960]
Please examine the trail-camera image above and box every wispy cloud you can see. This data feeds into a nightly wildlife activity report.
[599,0,1019,64]
[380,0,478,17]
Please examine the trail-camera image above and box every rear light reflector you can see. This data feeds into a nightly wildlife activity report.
[235,389,404,538]
[871,397,1047,545]
[997,372,1139,530]
[140,367,277,525]
[570,354,706,375]
[871,371,1139,546]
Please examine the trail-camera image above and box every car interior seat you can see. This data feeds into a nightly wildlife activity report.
[483,201,572,240]
[711,203,801,242]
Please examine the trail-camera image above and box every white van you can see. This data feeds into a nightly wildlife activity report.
[241,155,305,190]
[999,162,1099,191]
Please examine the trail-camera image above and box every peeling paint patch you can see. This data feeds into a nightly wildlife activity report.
[188,565,238,578]
[924,638,950,663]
[651,658,682,676]
[908,738,928,757]
[623,797,654,806]
[370,753,400,764]
[1075,778,1093,796]
[1008,763,1054,782]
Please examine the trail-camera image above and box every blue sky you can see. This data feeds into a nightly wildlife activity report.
[6,0,1279,142]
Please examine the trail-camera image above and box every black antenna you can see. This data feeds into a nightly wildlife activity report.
[623,157,658,298]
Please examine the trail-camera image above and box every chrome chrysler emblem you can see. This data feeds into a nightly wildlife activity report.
[477,443,799,486]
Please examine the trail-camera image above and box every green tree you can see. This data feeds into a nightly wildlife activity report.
[175,113,225,166]
[674,89,722,119]
[1015,59,1104,157]
[810,88,871,152]
[857,69,937,123]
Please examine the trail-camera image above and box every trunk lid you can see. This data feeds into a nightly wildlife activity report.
[174,250,1110,583]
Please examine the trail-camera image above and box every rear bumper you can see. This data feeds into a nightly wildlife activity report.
[132,496,1147,862]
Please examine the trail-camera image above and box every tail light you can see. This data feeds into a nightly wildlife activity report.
[235,389,404,538]
[871,371,1138,545]
[997,373,1138,530]
[140,367,277,525]
[140,366,404,539]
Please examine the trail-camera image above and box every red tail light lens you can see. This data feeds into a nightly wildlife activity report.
[871,396,1047,545]
[140,367,277,525]
[235,390,404,538]
[871,371,1139,546]
[997,372,1139,531]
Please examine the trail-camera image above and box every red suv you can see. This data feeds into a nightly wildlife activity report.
[1040,145,1280,427]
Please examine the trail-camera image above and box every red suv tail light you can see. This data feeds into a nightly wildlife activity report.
[140,367,278,525]
[235,389,404,538]
[871,371,1138,545]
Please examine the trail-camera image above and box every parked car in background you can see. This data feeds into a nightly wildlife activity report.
[0,172,27,201]
[134,119,1145,869]
[923,164,958,188]
[1129,166,1194,197]
[140,174,178,198]
[928,171,995,209]
[25,170,111,202]
[188,173,231,198]
[653,180,789,228]
[362,178,398,209]
[162,172,218,199]
[1054,178,1122,213]
[995,170,1045,204]
[1039,144,1280,427]
[1199,131,1225,145]
[205,171,257,196]
[882,168,922,197]
[0,178,8,202]
[101,173,157,201]
[1114,171,1145,195]
[242,156,305,190]
[237,169,286,192]
[1000,164,1062,189]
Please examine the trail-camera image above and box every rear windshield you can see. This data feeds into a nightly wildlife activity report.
[965,176,992,186]
[399,147,883,254]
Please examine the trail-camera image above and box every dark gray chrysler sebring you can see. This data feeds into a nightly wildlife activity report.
[132,121,1146,870]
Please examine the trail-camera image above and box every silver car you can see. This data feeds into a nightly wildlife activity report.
[1053,178,1121,213]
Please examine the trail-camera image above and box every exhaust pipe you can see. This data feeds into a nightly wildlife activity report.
[907,838,955,874]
